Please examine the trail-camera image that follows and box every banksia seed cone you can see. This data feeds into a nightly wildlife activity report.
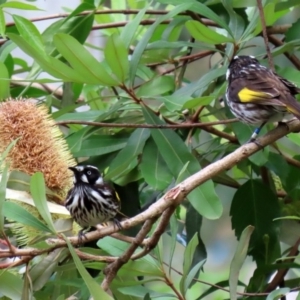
[0,99,75,202]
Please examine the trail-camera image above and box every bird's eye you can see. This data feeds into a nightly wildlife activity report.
[87,171,92,175]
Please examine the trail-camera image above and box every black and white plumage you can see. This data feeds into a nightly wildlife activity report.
[65,165,121,240]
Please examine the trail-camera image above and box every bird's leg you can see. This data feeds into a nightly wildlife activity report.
[247,122,266,146]
[113,218,123,231]
[78,228,89,246]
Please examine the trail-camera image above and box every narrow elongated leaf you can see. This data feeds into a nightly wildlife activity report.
[3,201,51,233]
[186,20,233,44]
[140,138,173,190]
[0,62,10,99]
[136,76,175,97]
[142,106,222,219]
[0,271,23,299]
[180,233,198,295]
[157,0,231,33]
[121,4,149,48]
[0,165,8,232]
[54,33,119,86]
[106,128,150,180]
[0,9,6,38]
[0,2,40,10]
[13,15,45,55]
[64,236,114,299]
[229,225,254,300]
[30,172,56,233]
[7,33,86,82]
[129,3,193,85]
[104,33,129,82]
[266,288,290,300]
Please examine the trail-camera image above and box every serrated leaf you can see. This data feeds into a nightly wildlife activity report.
[104,33,129,82]
[142,106,222,219]
[186,20,233,44]
[30,172,56,233]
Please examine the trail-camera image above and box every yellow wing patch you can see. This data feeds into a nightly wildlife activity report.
[238,87,273,103]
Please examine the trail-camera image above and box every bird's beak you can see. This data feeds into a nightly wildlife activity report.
[68,166,77,173]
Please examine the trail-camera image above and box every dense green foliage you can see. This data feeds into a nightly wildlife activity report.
[1,0,300,299]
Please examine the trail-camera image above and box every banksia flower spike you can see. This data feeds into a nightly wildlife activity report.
[0,99,75,202]
[0,99,75,244]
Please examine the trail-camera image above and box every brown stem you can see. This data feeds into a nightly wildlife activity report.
[257,0,274,70]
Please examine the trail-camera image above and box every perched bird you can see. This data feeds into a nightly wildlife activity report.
[225,55,300,142]
[65,165,122,242]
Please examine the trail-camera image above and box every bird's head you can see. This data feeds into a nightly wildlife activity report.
[68,165,104,185]
[226,55,261,80]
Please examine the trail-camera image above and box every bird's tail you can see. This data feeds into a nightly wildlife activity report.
[285,95,300,120]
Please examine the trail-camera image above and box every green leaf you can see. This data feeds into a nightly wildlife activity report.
[0,9,6,38]
[186,20,233,44]
[266,288,290,300]
[54,33,119,86]
[0,271,23,299]
[0,2,41,10]
[30,172,56,233]
[7,33,86,82]
[140,138,173,190]
[136,76,175,97]
[105,128,150,180]
[73,135,128,157]
[64,236,113,300]
[13,15,45,56]
[142,106,222,219]
[98,237,163,277]
[3,201,51,233]
[0,165,8,232]
[121,4,149,48]
[104,33,129,82]
[230,180,281,264]
[157,0,231,32]
[229,225,254,300]
[129,3,193,85]
[222,0,245,40]
[179,233,198,294]
[0,61,10,99]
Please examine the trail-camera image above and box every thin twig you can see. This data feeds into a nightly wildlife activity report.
[55,119,238,128]
[257,0,274,70]
[101,218,156,291]
[268,35,300,70]
[132,207,176,260]
[265,238,300,292]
